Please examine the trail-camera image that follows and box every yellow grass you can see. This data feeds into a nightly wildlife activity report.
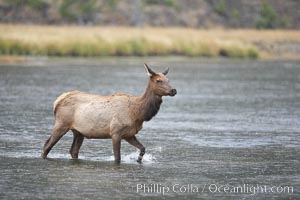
[0,24,300,59]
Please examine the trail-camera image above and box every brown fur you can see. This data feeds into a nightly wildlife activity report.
[130,83,162,122]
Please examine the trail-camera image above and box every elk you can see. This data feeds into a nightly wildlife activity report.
[41,64,177,163]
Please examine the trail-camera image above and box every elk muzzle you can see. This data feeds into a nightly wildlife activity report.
[169,88,177,96]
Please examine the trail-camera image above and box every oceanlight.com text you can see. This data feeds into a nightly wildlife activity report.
[136,183,294,195]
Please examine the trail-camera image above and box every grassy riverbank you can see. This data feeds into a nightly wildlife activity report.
[0,24,300,59]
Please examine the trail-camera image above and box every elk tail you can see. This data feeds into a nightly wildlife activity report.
[53,90,80,114]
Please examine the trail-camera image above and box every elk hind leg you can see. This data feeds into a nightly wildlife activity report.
[41,123,69,159]
[112,134,121,164]
[69,130,84,159]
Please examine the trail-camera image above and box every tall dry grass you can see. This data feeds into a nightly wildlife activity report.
[1,24,299,58]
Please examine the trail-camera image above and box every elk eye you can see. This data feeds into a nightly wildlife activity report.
[156,79,162,83]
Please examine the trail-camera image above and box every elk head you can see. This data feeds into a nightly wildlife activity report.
[144,63,177,97]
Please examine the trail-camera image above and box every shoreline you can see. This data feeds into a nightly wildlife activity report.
[0,55,299,66]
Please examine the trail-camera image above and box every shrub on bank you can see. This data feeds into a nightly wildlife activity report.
[0,25,261,59]
[0,37,260,59]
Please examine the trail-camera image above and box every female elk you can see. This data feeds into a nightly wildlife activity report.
[41,64,176,163]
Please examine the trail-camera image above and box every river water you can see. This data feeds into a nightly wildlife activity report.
[0,58,299,199]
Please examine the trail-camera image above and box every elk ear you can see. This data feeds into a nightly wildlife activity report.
[144,63,156,77]
[162,67,169,75]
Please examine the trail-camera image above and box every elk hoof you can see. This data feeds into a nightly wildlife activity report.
[137,156,143,164]
[41,151,47,159]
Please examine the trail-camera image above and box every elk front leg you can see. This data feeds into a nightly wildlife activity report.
[125,136,145,163]
[112,134,121,164]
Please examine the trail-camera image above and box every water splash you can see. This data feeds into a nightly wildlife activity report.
[0,150,157,164]
[102,151,157,164]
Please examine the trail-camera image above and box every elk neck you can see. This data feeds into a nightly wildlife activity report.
[132,82,162,122]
